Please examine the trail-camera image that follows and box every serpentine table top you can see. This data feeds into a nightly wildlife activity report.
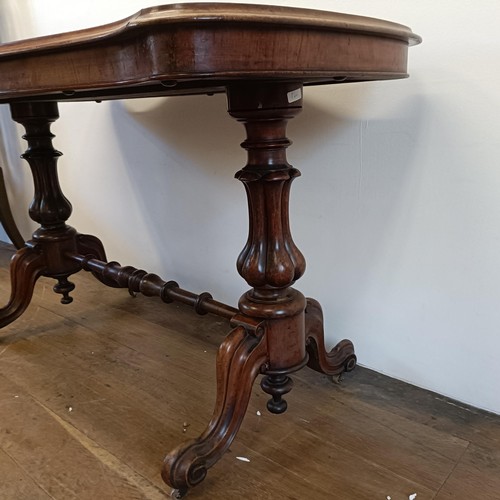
[0,2,420,102]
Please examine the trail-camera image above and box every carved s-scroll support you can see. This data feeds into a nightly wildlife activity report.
[305,298,356,376]
[162,325,268,494]
[0,245,46,328]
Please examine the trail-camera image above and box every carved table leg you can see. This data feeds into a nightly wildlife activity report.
[227,82,309,416]
[162,324,267,495]
[0,246,45,328]
[162,82,356,495]
[305,298,356,376]
[0,102,117,321]
[5,102,81,308]
[5,93,355,497]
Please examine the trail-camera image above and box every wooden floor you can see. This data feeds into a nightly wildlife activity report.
[0,244,499,499]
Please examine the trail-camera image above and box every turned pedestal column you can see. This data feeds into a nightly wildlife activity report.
[162,82,356,496]
[229,82,308,413]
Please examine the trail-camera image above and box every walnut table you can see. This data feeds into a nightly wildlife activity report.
[0,3,420,497]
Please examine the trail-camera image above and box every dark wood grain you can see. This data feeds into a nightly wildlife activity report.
[0,3,420,103]
[305,298,356,377]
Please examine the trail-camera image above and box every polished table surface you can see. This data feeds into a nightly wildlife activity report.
[0,2,420,103]
[0,3,420,497]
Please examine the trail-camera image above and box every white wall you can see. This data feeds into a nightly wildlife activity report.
[1,0,500,414]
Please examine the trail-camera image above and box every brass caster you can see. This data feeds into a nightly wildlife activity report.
[344,354,357,372]
[331,354,357,384]
[171,488,188,499]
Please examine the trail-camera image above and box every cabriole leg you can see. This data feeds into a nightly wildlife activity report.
[305,298,356,378]
[8,100,124,305]
[0,246,45,328]
[162,324,268,495]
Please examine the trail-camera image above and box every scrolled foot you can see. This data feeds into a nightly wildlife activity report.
[305,298,356,377]
[162,325,268,492]
[0,246,46,328]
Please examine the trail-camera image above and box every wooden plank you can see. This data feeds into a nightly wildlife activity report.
[0,374,165,499]
[0,447,50,500]
[328,364,500,452]
[435,444,500,500]
[288,372,468,489]
[0,309,201,488]
[253,426,433,499]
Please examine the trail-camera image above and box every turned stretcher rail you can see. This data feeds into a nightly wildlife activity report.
[72,253,238,320]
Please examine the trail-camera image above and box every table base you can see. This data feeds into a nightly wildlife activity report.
[1,86,356,495]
